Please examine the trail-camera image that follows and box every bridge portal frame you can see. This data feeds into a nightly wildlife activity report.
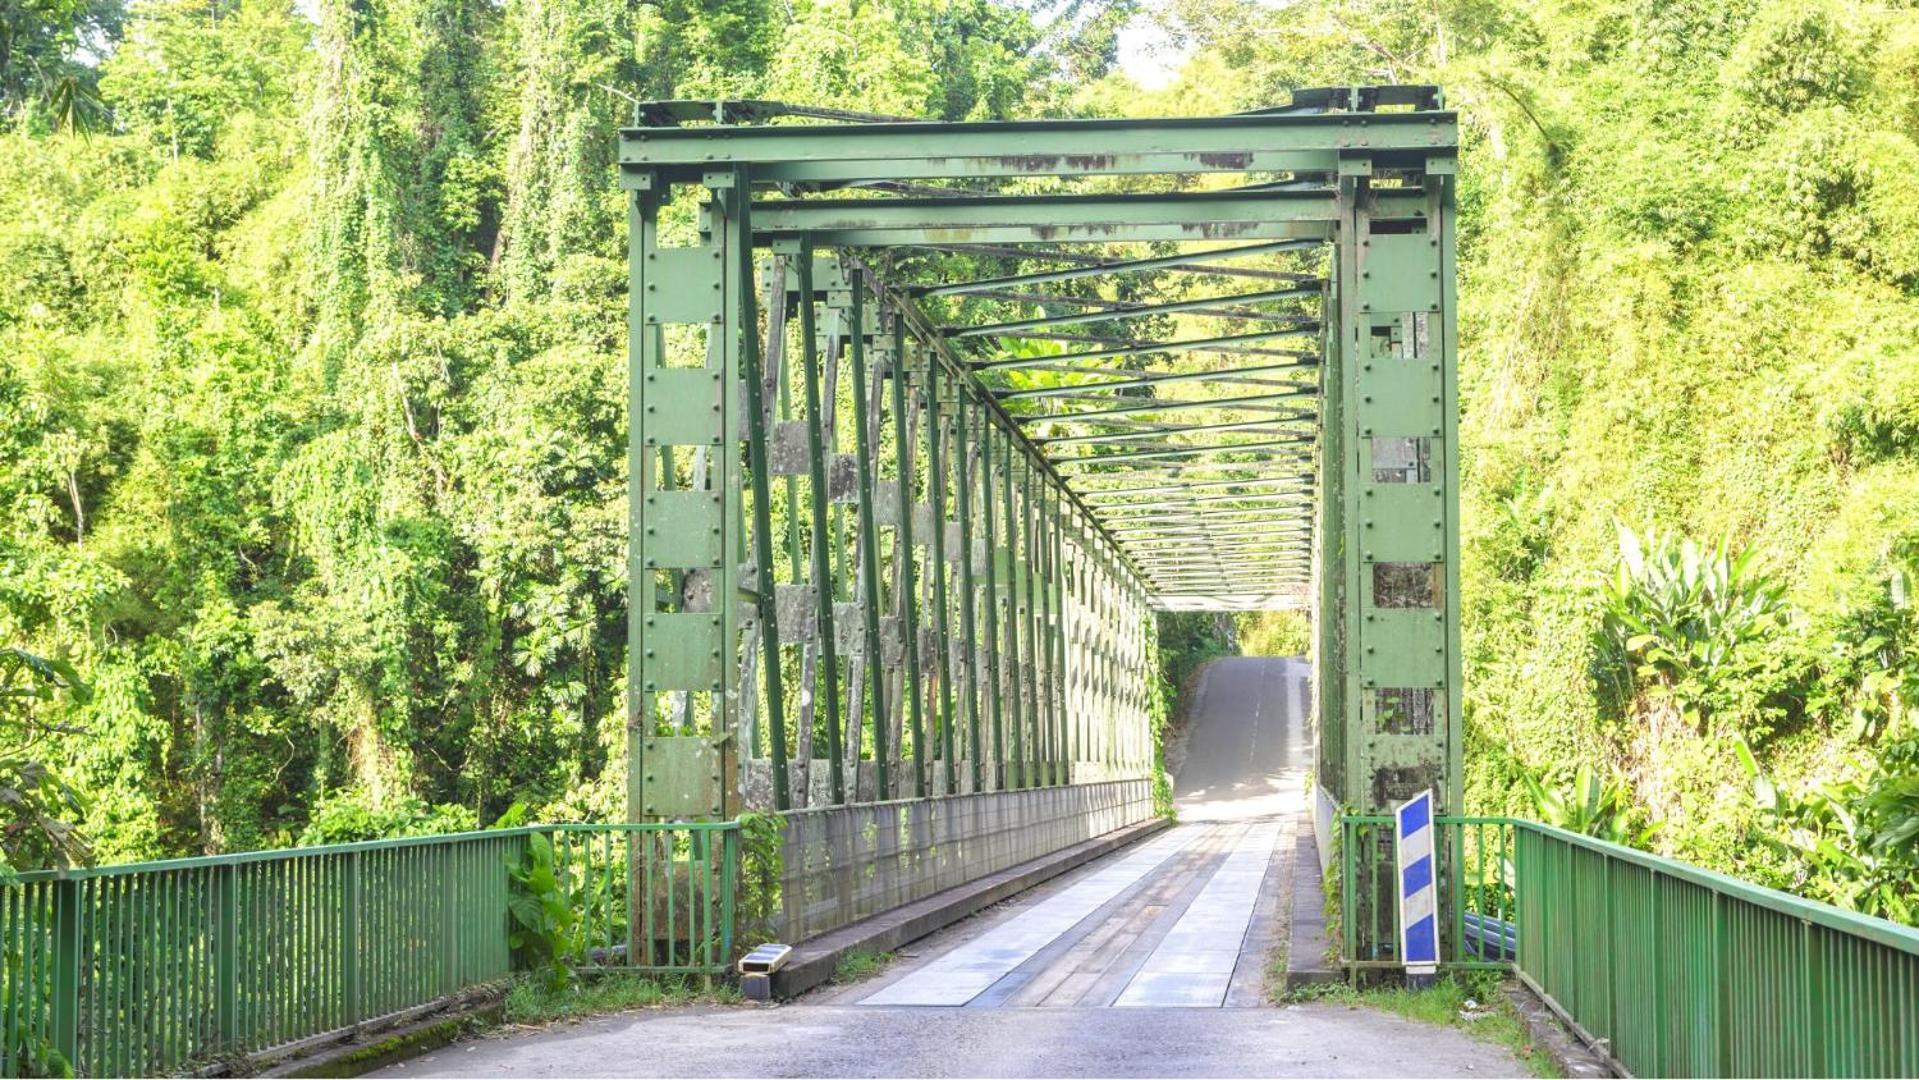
[618,89,1462,822]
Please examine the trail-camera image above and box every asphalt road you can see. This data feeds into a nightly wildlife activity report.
[374,657,1524,1078]
[380,1001,1520,1078]
[1172,656,1313,822]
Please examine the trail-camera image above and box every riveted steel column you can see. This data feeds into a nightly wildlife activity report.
[1316,274,1345,806]
[1047,484,1067,781]
[980,407,1007,789]
[954,384,984,793]
[629,167,755,818]
[796,245,847,805]
[849,278,889,801]
[1018,454,1043,785]
[999,426,1024,788]
[923,354,958,794]
[890,320,927,797]
[1333,158,1461,817]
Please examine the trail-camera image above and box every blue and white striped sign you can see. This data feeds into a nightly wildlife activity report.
[1396,789,1438,974]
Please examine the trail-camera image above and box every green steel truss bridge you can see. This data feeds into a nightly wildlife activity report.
[621,85,1459,823]
[3,89,1914,1079]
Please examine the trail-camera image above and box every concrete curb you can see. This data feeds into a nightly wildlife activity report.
[771,816,1173,1000]
[1284,809,1342,990]
[1503,983,1616,1078]
[259,999,506,1078]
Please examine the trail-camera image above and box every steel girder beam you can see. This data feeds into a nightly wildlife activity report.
[1051,438,1315,468]
[1080,476,1315,500]
[944,287,1315,326]
[997,360,1318,401]
[1040,420,1309,448]
[1089,492,1312,513]
[919,241,1324,298]
[619,110,1458,185]
[913,243,1321,288]
[1017,389,1316,424]
[947,288,1319,338]
[974,328,1322,373]
[742,191,1343,247]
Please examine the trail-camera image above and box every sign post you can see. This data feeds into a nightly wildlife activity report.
[1396,788,1438,987]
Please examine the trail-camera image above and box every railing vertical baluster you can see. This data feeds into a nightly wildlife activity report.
[1714,890,1730,1076]
[215,863,237,1053]
[4,884,17,1078]
[343,850,361,1032]
[50,877,79,1074]
[602,830,615,965]
[624,832,638,971]
[698,830,713,985]
[721,828,738,966]
[642,830,656,968]
[1449,822,1464,964]
[1651,867,1666,1078]
[1804,919,1824,1074]
[1340,819,1355,971]
[168,870,178,1062]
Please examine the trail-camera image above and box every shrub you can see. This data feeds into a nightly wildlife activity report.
[1521,761,1658,848]
[1596,523,1788,730]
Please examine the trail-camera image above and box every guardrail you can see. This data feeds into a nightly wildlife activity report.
[773,780,1153,942]
[1515,821,1918,1077]
[0,821,739,1077]
[1337,815,1514,973]
[542,823,737,975]
[1336,814,1919,1077]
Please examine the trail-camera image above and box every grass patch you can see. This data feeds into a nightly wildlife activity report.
[1285,972,1560,1078]
[502,972,739,1025]
[831,948,893,984]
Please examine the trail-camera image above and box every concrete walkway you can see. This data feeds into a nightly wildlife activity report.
[374,657,1526,1078]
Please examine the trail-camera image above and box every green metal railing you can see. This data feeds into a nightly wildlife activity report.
[0,822,739,1077]
[1337,815,1514,972]
[1337,814,1919,1077]
[1515,821,1918,1078]
[544,824,736,975]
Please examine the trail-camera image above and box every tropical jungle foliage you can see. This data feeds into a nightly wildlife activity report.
[3,0,1917,924]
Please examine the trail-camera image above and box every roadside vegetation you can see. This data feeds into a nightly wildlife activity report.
[502,973,738,1026]
[830,949,894,984]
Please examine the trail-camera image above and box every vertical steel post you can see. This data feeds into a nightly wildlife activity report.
[718,174,791,811]
[628,166,760,815]
[798,245,846,804]
[1019,458,1044,785]
[215,863,238,1049]
[1002,436,1025,786]
[1333,153,1461,818]
[849,279,889,801]
[50,878,80,1069]
[343,849,361,1028]
[980,411,1007,789]
[891,321,927,798]
[923,358,958,794]
[1051,483,1066,786]
[954,386,984,793]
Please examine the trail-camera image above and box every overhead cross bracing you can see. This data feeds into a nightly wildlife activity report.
[622,86,1462,821]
